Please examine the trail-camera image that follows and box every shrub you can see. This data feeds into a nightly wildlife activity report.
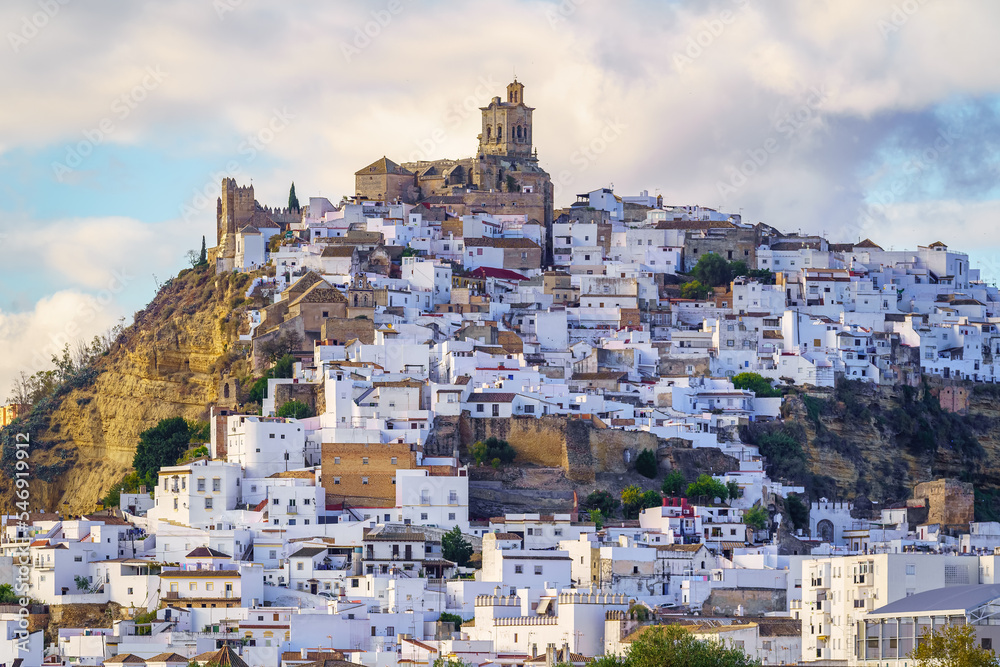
[661,470,686,496]
[582,490,619,516]
[635,449,658,478]
[276,400,312,419]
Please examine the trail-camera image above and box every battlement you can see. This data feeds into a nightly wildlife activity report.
[811,500,853,512]
[557,592,630,605]
[475,594,521,607]
[494,616,558,626]
[605,609,626,620]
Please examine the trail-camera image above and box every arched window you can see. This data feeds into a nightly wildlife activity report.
[223,383,230,399]
[485,126,491,142]
[516,126,522,141]
[496,125,502,142]
[354,294,359,307]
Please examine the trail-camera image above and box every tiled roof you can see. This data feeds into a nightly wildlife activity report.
[355,156,412,176]
[464,237,540,249]
[104,654,147,665]
[291,284,348,305]
[466,392,516,403]
[321,246,356,257]
[186,546,230,558]
[571,372,626,381]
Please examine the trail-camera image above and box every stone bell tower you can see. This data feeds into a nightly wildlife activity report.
[477,79,534,159]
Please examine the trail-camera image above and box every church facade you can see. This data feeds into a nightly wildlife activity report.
[355,80,553,226]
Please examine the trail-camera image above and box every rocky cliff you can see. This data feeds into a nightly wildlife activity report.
[748,380,1000,517]
[0,266,255,513]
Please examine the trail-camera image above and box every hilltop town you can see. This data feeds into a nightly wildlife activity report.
[5,79,1000,667]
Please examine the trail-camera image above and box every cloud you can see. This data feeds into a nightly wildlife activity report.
[3,0,1000,363]
[0,289,125,397]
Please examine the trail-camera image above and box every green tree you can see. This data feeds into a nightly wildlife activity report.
[479,437,516,464]
[272,354,295,379]
[910,623,997,667]
[728,259,749,279]
[661,470,686,496]
[432,658,473,667]
[276,400,312,419]
[785,493,809,531]
[635,449,658,479]
[621,485,661,520]
[442,526,473,567]
[438,612,466,632]
[726,480,742,500]
[686,474,729,503]
[469,441,488,466]
[198,236,208,266]
[247,376,269,404]
[582,490,619,517]
[680,280,712,300]
[0,584,17,604]
[591,623,760,667]
[133,417,193,486]
[102,486,121,509]
[743,505,769,532]
[732,372,781,398]
[288,182,300,212]
[640,490,662,510]
[588,508,605,530]
[691,252,732,287]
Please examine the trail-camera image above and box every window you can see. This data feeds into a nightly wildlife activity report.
[334,456,340,464]
[448,513,456,520]
[333,477,341,485]
[362,457,369,465]
[514,565,523,574]
[297,562,304,571]
[74,556,83,562]
[206,582,214,591]
[212,479,221,492]
[362,477,369,485]
[205,497,214,509]
[476,404,484,413]
[269,433,275,439]
[197,478,205,492]
[906,563,916,575]
[391,457,397,465]
[189,582,197,591]
[534,566,543,575]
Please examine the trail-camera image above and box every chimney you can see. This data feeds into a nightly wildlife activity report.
[545,643,557,667]
[562,642,571,662]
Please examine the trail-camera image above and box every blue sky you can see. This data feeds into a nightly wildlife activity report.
[3,0,1000,392]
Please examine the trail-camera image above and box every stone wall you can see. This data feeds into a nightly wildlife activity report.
[701,588,786,617]
[273,382,319,417]
[938,385,970,415]
[913,478,974,528]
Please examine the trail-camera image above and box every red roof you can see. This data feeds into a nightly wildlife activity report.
[469,267,529,281]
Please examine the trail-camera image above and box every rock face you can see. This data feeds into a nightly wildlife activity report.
[763,381,1000,514]
[0,268,254,514]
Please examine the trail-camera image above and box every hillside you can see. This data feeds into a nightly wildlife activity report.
[746,380,1000,517]
[0,265,256,513]
[7,265,1000,519]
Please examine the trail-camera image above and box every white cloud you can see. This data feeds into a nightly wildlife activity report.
[0,289,124,397]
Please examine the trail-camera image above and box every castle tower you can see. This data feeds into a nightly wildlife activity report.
[478,79,534,159]
[216,178,256,272]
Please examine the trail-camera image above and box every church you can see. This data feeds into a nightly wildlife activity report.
[354,80,554,226]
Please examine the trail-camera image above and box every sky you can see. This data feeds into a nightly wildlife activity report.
[2,0,1000,393]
